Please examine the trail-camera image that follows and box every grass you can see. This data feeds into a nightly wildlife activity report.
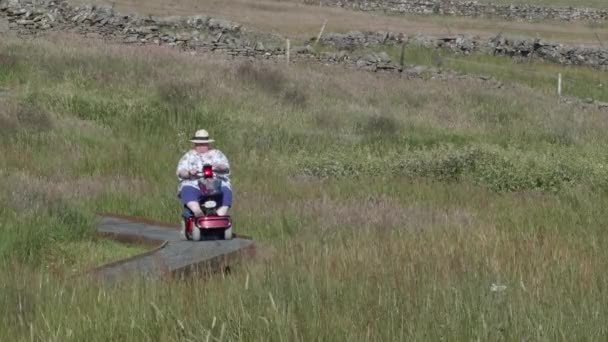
[2,33,608,340]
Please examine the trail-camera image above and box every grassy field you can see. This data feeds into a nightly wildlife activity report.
[76,0,608,45]
[312,43,608,102]
[2,33,608,340]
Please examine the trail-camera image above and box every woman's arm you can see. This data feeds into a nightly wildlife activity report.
[211,150,230,172]
[176,152,196,180]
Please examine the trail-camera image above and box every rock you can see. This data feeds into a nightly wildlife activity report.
[187,15,208,27]
[377,63,397,71]
[412,65,428,74]
[136,25,159,34]
[123,35,139,43]
[362,53,379,63]
[292,45,313,54]
[16,19,33,25]
[176,32,191,41]
[160,32,176,42]
[153,15,182,27]
[356,59,369,68]
[377,51,391,63]
[207,18,240,32]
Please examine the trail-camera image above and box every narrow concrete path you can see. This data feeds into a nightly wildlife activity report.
[91,214,255,283]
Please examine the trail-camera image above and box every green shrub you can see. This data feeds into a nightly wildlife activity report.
[296,144,608,193]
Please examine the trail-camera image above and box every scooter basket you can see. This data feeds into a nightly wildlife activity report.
[198,178,222,196]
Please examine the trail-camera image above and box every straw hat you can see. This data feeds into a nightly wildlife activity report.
[190,129,215,143]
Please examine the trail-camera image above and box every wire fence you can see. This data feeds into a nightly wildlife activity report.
[434,55,607,101]
[441,56,595,83]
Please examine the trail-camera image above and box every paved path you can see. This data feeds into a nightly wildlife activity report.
[91,214,255,283]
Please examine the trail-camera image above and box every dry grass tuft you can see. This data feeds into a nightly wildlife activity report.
[15,105,54,132]
[0,100,53,138]
[3,172,146,213]
[359,114,399,136]
[282,85,308,108]
[303,195,475,232]
[156,78,207,109]
[0,114,19,139]
[0,52,17,68]
[236,61,286,94]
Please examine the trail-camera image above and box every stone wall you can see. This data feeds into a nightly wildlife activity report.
[0,0,285,57]
[317,31,608,69]
[320,0,608,21]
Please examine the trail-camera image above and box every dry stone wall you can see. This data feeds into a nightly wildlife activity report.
[0,0,285,57]
[317,31,608,69]
[320,0,608,21]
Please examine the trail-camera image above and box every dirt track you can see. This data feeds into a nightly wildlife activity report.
[91,214,255,283]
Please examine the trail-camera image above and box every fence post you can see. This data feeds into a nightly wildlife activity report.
[557,73,562,98]
[286,39,290,65]
[316,19,328,45]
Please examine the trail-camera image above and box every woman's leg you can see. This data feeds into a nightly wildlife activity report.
[217,185,232,216]
[179,186,204,217]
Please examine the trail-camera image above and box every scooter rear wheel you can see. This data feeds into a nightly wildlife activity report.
[224,227,233,240]
[192,226,202,241]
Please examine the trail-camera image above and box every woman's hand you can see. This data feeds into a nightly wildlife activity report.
[215,164,228,172]
[178,169,198,179]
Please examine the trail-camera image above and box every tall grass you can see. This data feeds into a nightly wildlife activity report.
[2,34,608,340]
[318,43,608,102]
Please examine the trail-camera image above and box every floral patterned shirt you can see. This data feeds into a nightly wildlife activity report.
[176,149,231,192]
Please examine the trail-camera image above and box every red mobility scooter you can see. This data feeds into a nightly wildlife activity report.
[180,164,233,241]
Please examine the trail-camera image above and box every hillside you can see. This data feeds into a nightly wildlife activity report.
[2,0,608,340]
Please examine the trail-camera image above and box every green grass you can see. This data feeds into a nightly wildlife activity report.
[477,0,608,8]
[419,49,607,102]
[2,36,608,340]
[315,43,608,103]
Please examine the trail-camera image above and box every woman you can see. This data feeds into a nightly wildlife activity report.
[176,129,232,217]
